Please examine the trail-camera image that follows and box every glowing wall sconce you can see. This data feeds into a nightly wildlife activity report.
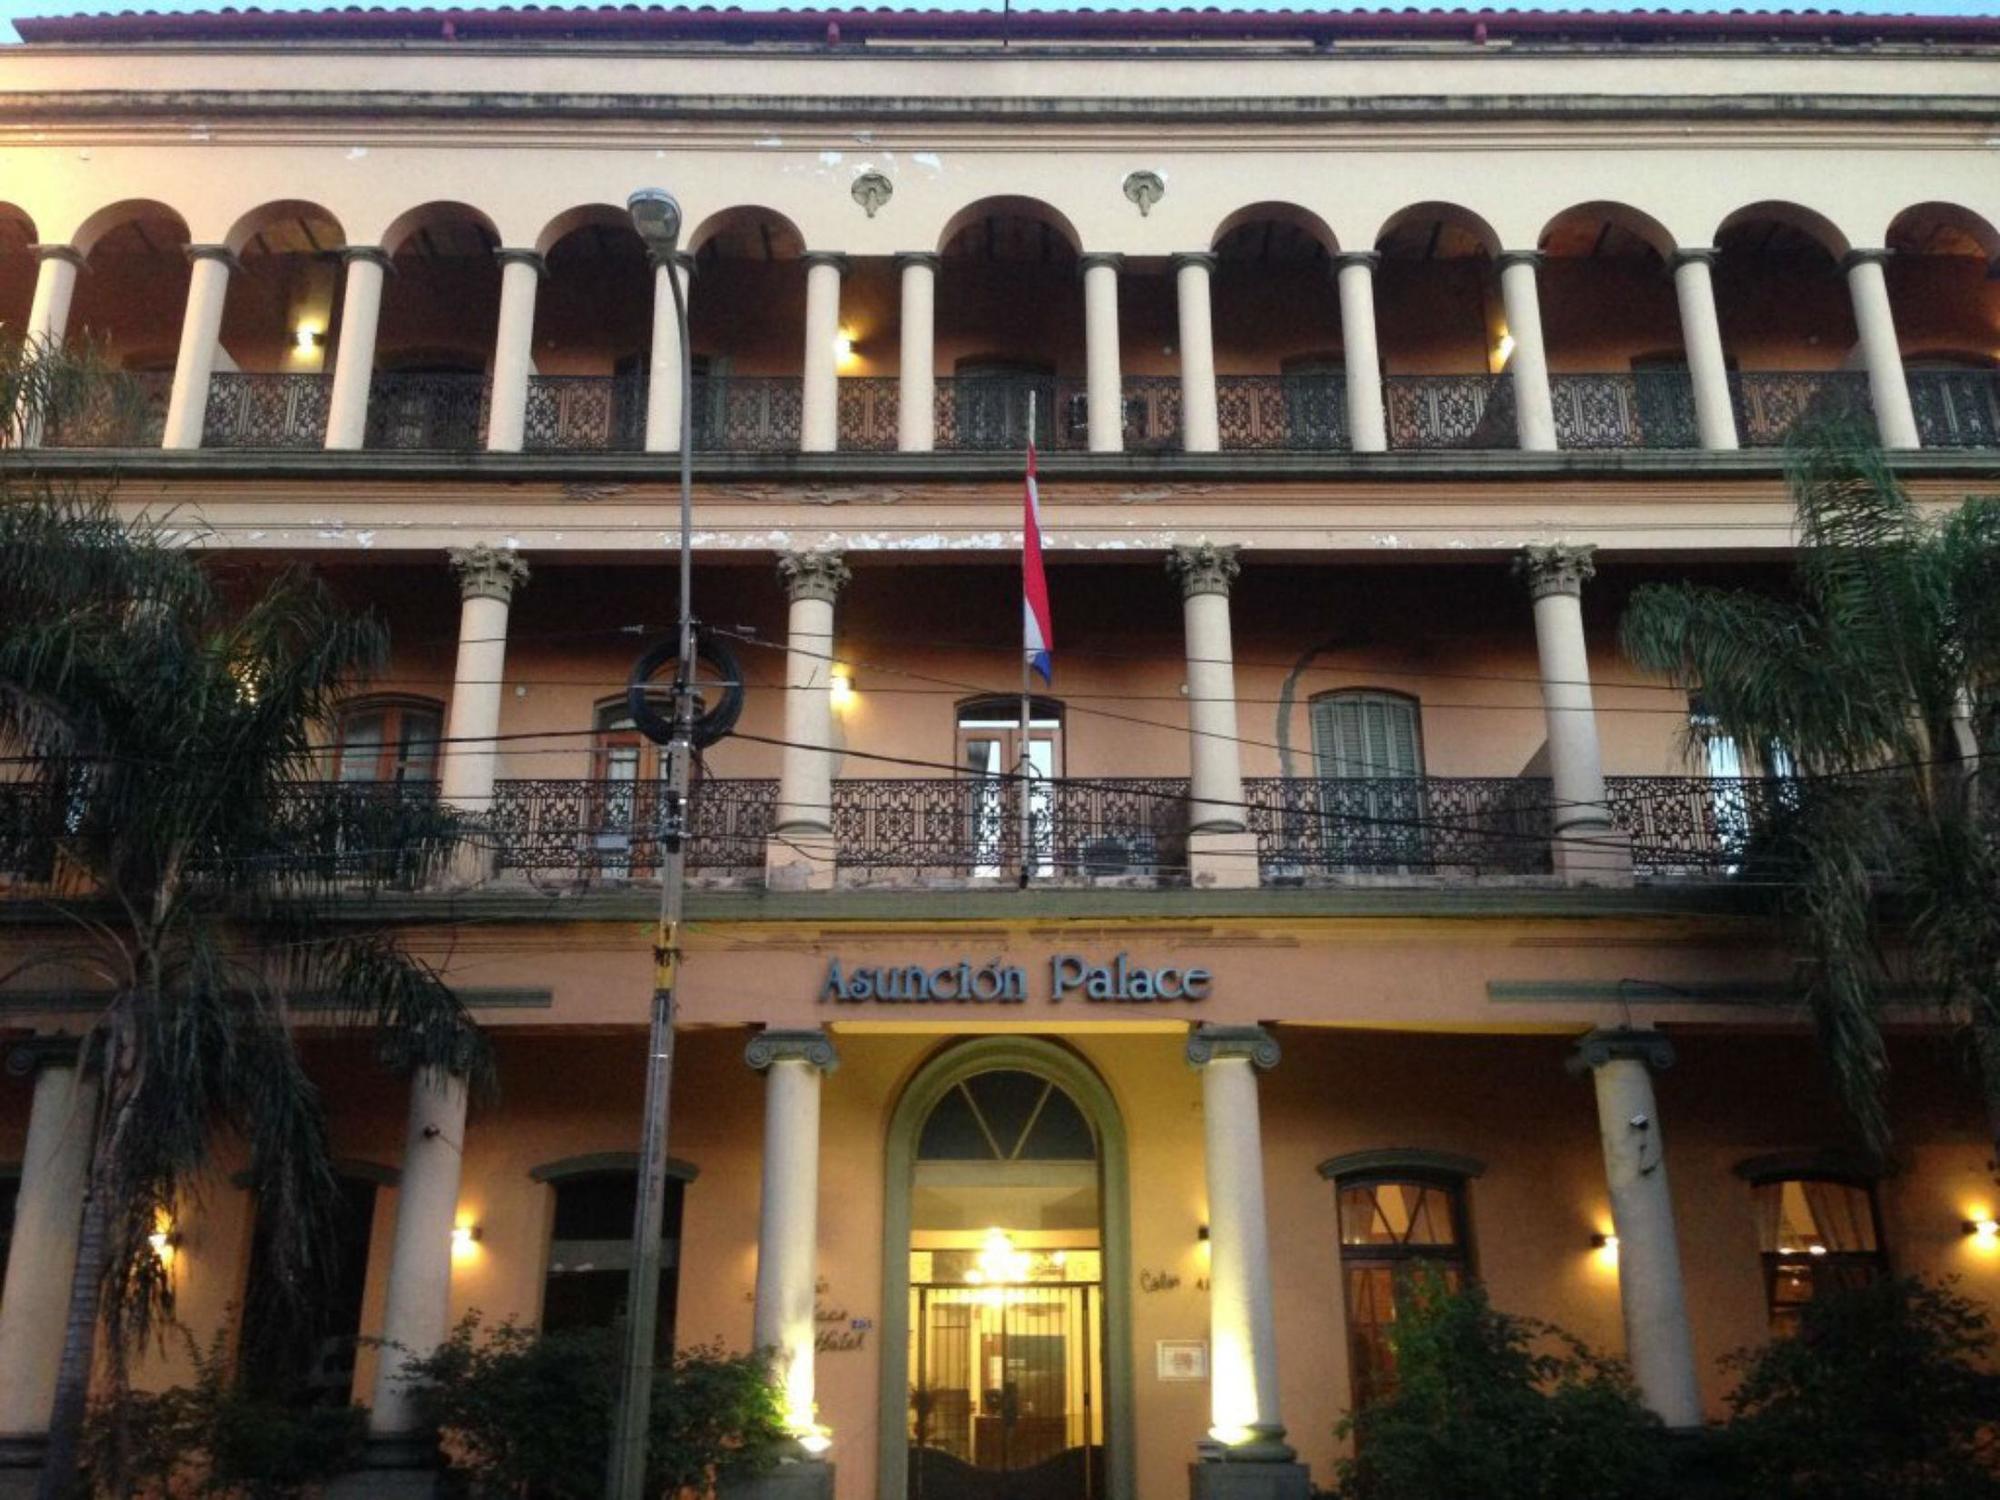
[1962,1216,2000,1242]
[1494,331,1517,367]
[451,1222,484,1258]
[291,325,325,354]
[1589,1232,1619,1254]
[834,330,858,366]
[795,1425,833,1456]
[149,1225,182,1264]
[829,663,856,711]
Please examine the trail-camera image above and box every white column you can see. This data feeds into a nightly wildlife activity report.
[1497,250,1557,451]
[1518,545,1630,884]
[746,1030,839,1456]
[0,1041,95,1446]
[1670,250,1739,451]
[1081,253,1125,453]
[1173,253,1220,453]
[25,245,82,347]
[324,249,389,451]
[1844,249,1920,448]
[485,249,543,454]
[896,253,938,453]
[644,252,694,453]
[1185,1026,1306,1492]
[767,550,851,890]
[1168,544,1256,889]
[1571,1029,1703,1429]
[1334,252,1387,453]
[160,246,236,450]
[366,1067,469,1439]
[440,545,530,823]
[800,252,847,453]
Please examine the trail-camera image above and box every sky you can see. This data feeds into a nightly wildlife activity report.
[0,0,1994,43]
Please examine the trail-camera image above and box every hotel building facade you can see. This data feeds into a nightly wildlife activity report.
[2,6,2000,1497]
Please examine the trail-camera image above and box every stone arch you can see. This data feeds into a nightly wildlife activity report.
[1714,201,1852,261]
[1886,201,2000,261]
[70,198,190,257]
[378,201,501,258]
[534,203,642,260]
[1374,201,1501,260]
[877,1035,1137,1500]
[224,200,346,257]
[1538,201,1677,262]
[0,202,36,254]
[1210,201,1339,258]
[685,204,806,260]
[935,195,1083,259]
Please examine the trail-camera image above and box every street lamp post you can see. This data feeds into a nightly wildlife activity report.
[607,187,694,1500]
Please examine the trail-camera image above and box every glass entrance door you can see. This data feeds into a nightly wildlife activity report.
[958,708,1060,879]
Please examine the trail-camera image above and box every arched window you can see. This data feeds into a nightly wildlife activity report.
[1747,1171,1886,1334]
[331,697,443,784]
[532,1156,697,1351]
[1322,1151,1482,1408]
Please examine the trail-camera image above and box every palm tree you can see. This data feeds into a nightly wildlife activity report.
[1621,426,2000,1162]
[0,478,482,1496]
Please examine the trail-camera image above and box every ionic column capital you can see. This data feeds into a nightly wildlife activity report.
[1496,248,1546,273]
[746,1028,839,1073]
[802,250,851,277]
[494,247,548,278]
[449,544,531,603]
[4,1034,84,1079]
[1568,1025,1677,1075]
[1079,252,1126,275]
[1167,541,1241,600]
[1668,247,1721,270]
[1169,251,1218,276]
[340,245,394,271]
[28,243,83,269]
[1330,250,1381,274]
[776,548,851,604]
[1515,542,1597,601]
[1841,247,1893,272]
[183,244,242,271]
[894,251,942,273]
[1186,1023,1279,1070]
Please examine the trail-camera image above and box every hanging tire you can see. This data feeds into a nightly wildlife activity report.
[626,628,745,749]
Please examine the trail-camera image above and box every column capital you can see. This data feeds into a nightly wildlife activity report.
[802,250,851,277]
[1167,541,1241,600]
[1841,247,1892,272]
[1495,248,1546,272]
[1568,1025,1676,1075]
[28,243,84,269]
[1187,1023,1279,1070]
[894,251,942,273]
[746,1028,839,1073]
[1169,251,1218,275]
[1515,542,1596,601]
[1078,251,1126,275]
[340,245,394,271]
[183,243,242,271]
[1330,250,1381,273]
[777,548,851,604]
[448,544,531,603]
[494,247,548,278]
[4,1035,84,1079]
[1668,247,1721,270]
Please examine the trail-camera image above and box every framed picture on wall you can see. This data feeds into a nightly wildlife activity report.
[1157,1340,1208,1381]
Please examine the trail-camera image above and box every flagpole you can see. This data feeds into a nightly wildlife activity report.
[1019,388,1036,889]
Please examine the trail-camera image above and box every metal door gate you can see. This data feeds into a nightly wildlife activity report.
[909,1282,1104,1500]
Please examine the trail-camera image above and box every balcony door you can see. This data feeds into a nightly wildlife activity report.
[592,702,661,877]
[955,360,1056,451]
[958,698,1062,878]
[1310,690,1426,868]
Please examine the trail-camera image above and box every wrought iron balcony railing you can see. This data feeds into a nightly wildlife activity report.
[1383,373,1517,450]
[265,779,457,885]
[1245,776,1554,876]
[933,375,1090,451]
[1731,371,1873,447]
[1550,372,1700,450]
[830,776,1191,878]
[365,372,492,451]
[1908,368,2000,450]
[524,373,645,452]
[486,777,778,877]
[689,375,803,452]
[1216,373,1348,451]
[835,376,899,451]
[41,370,171,448]
[204,372,332,449]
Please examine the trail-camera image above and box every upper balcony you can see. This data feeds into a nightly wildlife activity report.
[10,196,1998,464]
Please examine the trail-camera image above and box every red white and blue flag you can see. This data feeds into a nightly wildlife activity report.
[1022,438,1054,683]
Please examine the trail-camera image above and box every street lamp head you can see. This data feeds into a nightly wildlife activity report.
[628,189,684,257]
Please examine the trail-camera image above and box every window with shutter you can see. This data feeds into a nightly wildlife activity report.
[1307,692,1427,868]
[1311,692,1424,780]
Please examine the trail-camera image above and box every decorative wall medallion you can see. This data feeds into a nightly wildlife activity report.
[1122,170,1165,217]
[851,169,893,218]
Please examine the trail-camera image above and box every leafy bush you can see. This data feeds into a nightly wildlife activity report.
[407,1314,786,1499]
[1719,1276,2000,1499]
[1331,1269,1668,1500]
[77,1325,366,1497]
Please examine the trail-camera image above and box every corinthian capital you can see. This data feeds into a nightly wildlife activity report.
[449,545,530,604]
[777,549,851,605]
[1167,542,1241,600]
[1515,543,1596,602]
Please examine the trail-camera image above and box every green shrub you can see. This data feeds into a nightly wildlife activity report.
[1719,1275,2000,1499]
[1331,1269,1668,1500]
[407,1313,786,1499]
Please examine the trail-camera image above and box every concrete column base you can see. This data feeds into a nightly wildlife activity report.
[0,1434,46,1500]
[1552,821,1634,887]
[434,833,498,892]
[720,1457,835,1500]
[1187,827,1260,889]
[1189,1459,1313,1500]
[765,829,837,891]
[324,1432,443,1500]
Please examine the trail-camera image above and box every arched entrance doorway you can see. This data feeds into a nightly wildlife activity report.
[878,1039,1135,1500]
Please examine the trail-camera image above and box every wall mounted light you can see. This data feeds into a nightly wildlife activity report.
[452,1222,484,1257]
[834,330,858,366]
[796,1426,833,1456]
[828,663,856,711]
[149,1226,182,1263]
[1962,1217,2000,1241]
[291,325,325,354]
[1494,331,1517,367]
[1589,1232,1619,1253]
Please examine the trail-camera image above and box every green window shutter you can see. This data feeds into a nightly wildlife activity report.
[1312,693,1423,779]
